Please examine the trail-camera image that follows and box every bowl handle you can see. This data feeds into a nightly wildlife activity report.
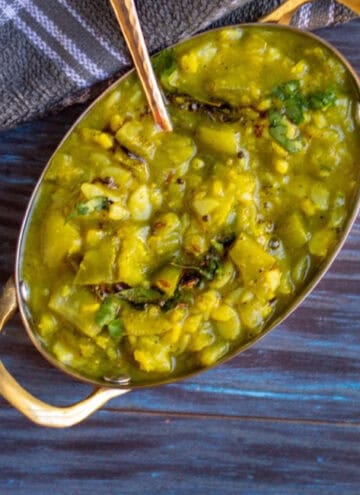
[261,0,360,25]
[261,0,313,25]
[0,278,130,427]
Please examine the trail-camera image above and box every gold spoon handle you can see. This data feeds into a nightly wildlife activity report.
[109,0,172,132]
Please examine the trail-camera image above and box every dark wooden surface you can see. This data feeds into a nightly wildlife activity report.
[0,19,360,495]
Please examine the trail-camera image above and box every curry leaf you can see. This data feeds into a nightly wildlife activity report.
[117,287,163,305]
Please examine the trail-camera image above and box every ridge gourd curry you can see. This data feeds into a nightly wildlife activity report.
[20,26,360,384]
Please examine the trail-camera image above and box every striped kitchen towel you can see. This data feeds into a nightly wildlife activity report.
[0,0,357,131]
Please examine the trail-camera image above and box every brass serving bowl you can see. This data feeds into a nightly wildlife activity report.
[1,3,360,427]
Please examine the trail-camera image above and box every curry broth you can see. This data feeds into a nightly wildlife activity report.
[20,26,360,384]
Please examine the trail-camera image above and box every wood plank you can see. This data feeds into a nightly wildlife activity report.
[0,408,359,494]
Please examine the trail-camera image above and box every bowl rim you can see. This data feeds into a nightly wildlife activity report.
[14,22,360,389]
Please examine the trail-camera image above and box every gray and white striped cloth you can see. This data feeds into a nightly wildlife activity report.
[0,0,357,131]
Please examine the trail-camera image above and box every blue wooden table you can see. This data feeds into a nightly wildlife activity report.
[0,19,359,495]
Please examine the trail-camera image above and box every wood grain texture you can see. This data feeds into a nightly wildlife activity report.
[0,18,359,494]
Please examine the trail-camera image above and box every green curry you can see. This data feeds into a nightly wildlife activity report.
[20,26,360,384]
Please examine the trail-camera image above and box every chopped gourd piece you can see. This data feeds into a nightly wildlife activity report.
[115,117,161,160]
[197,125,240,155]
[108,203,129,221]
[310,183,330,211]
[128,185,152,221]
[38,312,58,338]
[42,209,81,268]
[85,229,104,248]
[122,306,172,336]
[80,128,114,150]
[279,213,310,248]
[153,265,183,297]
[148,213,182,258]
[230,234,276,285]
[180,52,199,74]
[109,114,124,132]
[154,133,196,176]
[117,227,150,287]
[233,173,257,203]
[309,229,336,257]
[49,284,101,337]
[99,166,133,190]
[75,236,119,285]
[52,341,75,365]
[133,340,172,373]
[193,198,220,217]
[253,268,281,302]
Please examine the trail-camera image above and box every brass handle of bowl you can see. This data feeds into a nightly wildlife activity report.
[0,278,130,428]
[261,0,360,25]
[261,0,313,24]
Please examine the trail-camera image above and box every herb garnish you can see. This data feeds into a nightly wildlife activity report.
[152,48,178,90]
[117,287,163,305]
[269,80,338,153]
[308,88,337,110]
[66,196,111,223]
[92,235,236,313]
[271,79,307,125]
[268,109,303,153]
[95,295,124,339]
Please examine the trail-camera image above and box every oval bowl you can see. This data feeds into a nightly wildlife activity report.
[1,22,359,426]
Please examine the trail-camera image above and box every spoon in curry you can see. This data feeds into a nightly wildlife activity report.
[109,0,173,132]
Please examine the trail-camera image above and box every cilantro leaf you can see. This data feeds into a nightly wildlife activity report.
[272,79,301,100]
[65,196,111,223]
[152,49,177,90]
[268,110,303,153]
[271,80,306,124]
[308,88,337,109]
[269,125,303,153]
